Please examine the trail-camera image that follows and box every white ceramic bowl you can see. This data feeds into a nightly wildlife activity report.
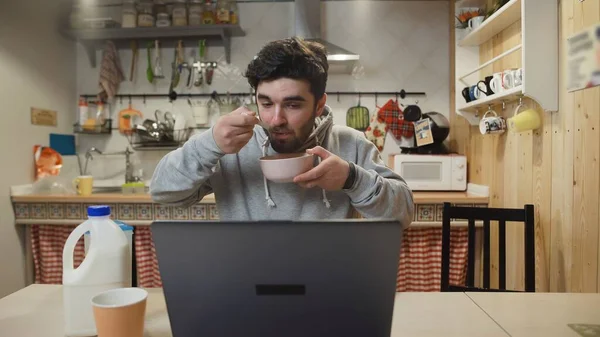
[259,153,314,183]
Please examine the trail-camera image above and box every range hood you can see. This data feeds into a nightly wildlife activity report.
[294,0,360,64]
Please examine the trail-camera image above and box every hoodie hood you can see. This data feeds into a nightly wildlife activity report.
[257,105,335,208]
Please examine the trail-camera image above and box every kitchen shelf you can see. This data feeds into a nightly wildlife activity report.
[458,0,521,47]
[457,86,523,124]
[61,25,245,67]
[458,44,522,83]
[454,0,558,125]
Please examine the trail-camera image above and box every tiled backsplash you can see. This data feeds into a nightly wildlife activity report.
[74,1,449,183]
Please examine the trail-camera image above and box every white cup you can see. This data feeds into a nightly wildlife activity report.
[512,68,523,86]
[479,109,507,135]
[490,72,503,94]
[502,71,515,90]
[468,16,485,30]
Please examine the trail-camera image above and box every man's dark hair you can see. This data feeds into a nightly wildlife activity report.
[245,37,329,102]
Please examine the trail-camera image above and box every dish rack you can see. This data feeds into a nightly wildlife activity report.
[127,127,194,151]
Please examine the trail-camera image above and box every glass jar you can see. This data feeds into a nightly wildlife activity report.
[137,1,155,27]
[155,3,170,26]
[215,0,230,24]
[172,0,188,26]
[188,0,203,25]
[122,1,137,28]
[201,0,215,24]
[229,1,238,24]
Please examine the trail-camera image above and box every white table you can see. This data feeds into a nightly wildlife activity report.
[1,285,599,337]
[466,292,600,337]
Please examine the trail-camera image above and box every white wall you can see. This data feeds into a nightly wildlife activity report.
[75,1,449,183]
[0,0,76,297]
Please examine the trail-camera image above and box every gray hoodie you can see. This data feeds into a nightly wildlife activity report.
[150,106,414,228]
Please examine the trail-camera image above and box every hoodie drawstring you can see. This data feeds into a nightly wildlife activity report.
[261,138,276,208]
[315,134,331,209]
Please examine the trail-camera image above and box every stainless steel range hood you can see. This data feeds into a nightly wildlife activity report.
[294,0,360,64]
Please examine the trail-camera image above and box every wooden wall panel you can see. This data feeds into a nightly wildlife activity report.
[451,0,599,292]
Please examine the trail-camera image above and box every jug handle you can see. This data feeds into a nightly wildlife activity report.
[62,221,93,272]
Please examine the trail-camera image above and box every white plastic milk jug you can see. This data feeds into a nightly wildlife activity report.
[62,205,130,337]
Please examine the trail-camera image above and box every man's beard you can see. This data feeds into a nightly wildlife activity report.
[266,115,316,153]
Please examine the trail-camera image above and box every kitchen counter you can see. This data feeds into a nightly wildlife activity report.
[12,187,488,291]
[10,191,486,204]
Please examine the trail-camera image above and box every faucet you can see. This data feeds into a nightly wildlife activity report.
[82,147,139,183]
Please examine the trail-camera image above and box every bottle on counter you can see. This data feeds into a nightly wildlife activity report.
[63,205,130,337]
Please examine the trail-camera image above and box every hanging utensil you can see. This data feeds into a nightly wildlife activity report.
[146,42,154,83]
[346,93,370,131]
[403,99,422,122]
[193,40,206,87]
[117,100,143,135]
[129,40,138,82]
[153,40,165,79]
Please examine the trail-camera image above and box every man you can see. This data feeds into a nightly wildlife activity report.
[150,37,414,227]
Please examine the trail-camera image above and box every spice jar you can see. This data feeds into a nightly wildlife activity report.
[137,1,155,27]
[215,0,230,24]
[155,3,170,27]
[201,0,215,24]
[172,0,188,26]
[188,0,203,25]
[121,1,137,28]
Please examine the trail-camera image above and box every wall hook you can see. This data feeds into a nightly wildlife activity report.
[119,96,123,105]
[375,93,378,107]
[337,91,340,103]
[128,95,132,105]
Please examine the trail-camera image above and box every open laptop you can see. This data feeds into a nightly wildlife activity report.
[152,219,403,337]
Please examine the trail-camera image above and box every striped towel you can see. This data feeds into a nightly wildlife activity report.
[98,41,124,100]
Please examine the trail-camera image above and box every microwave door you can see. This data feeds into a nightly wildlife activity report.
[400,161,451,190]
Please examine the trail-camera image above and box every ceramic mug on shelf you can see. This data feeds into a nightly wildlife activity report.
[468,16,485,30]
[479,109,506,135]
[511,68,524,86]
[462,87,472,103]
[477,76,494,96]
[469,85,481,101]
[490,72,503,94]
[502,70,515,90]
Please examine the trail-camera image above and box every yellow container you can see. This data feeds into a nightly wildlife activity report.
[508,108,541,133]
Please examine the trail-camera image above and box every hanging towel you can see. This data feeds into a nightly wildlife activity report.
[98,41,125,100]
[364,113,388,152]
[377,99,414,139]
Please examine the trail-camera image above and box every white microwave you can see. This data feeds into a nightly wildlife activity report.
[391,154,467,191]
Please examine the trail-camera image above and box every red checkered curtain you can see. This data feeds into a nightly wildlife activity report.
[134,227,163,287]
[396,228,468,292]
[31,225,85,284]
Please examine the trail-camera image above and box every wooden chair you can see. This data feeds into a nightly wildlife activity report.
[441,202,535,292]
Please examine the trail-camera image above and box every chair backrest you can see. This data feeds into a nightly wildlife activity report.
[441,202,535,292]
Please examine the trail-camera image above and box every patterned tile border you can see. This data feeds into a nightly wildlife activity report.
[12,202,487,223]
